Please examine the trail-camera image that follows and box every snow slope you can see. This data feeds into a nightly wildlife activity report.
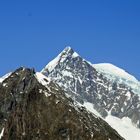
[0,73,12,83]
[93,63,140,94]
[84,102,140,140]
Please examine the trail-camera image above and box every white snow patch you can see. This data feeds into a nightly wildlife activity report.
[39,89,43,93]
[56,99,60,104]
[39,89,51,97]
[2,83,7,87]
[42,55,61,73]
[78,77,83,84]
[62,71,73,78]
[125,91,131,100]
[44,91,51,97]
[72,52,79,58]
[0,79,3,83]
[0,72,12,83]
[35,72,50,87]
[0,128,4,139]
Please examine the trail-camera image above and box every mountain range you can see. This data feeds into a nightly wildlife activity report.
[0,47,140,140]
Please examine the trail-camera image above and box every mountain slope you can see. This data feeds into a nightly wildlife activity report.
[93,63,140,94]
[84,102,140,140]
[0,67,124,140]
[42,47,140,139]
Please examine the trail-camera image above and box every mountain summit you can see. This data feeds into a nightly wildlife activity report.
[42,46,79,75]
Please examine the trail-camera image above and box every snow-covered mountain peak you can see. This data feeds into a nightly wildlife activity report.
[41,47,80,74]
[42,47,140,95]
[60,46,80,58]
[63,46,73,53]
[41,47,140,139]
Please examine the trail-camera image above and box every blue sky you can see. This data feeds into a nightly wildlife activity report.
[0,0,140,80]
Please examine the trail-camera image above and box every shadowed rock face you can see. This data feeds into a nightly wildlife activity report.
[0,67,124,140]
[42,47,140,128]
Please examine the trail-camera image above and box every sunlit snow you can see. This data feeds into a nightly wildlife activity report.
[93,63,140,95]
[84,101,140,140]
[0,72,12,83]
[35,72,50,87]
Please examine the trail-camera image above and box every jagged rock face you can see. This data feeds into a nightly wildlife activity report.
[0,67,124,140]
[42,47,140,128]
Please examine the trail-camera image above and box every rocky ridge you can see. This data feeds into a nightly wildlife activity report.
[0,67,124,140]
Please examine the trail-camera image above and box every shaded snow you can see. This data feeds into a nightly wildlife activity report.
[83,102,101,117]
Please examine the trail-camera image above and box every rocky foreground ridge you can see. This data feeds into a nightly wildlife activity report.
[0,67,124,140]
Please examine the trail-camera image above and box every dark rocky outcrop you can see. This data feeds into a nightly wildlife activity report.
[0,67,124,140]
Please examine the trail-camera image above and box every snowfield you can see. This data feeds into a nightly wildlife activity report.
[93,63,140,95]
[84,102,140,140]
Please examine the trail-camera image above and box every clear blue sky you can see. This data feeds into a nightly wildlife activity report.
[0,0,140,80]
